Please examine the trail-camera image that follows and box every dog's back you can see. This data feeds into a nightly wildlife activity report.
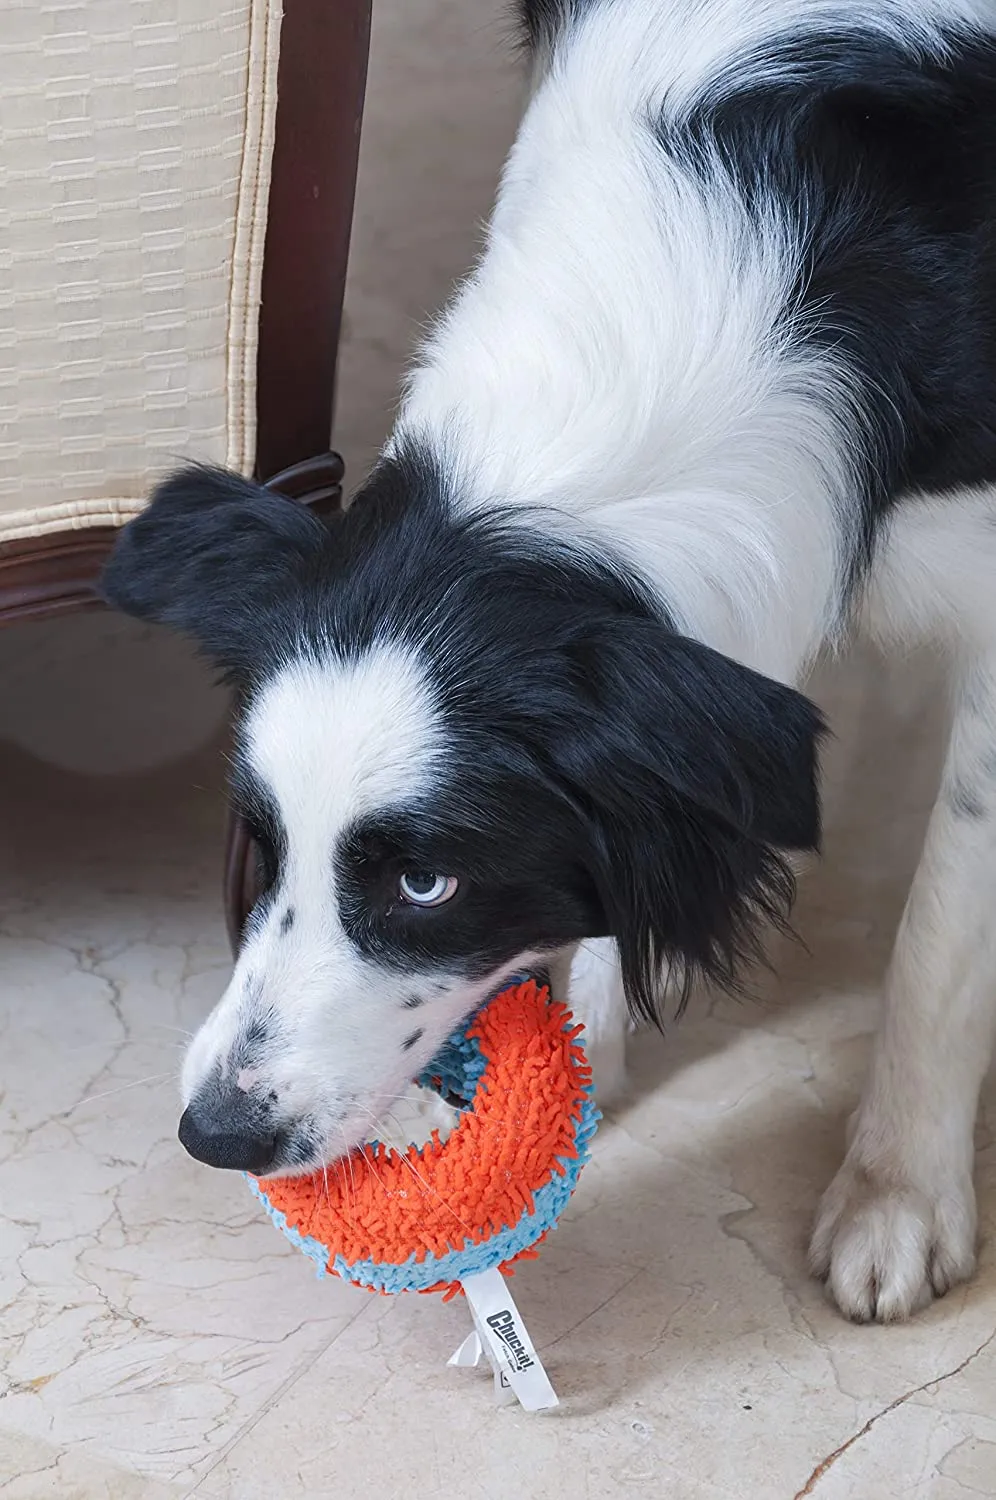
[400,0,996,674]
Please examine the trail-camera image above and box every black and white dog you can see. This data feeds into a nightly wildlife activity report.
[104,0,996,1325]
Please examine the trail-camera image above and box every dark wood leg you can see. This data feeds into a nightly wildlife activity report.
[225,0,372,956]
[0,0,371,962]
[224,811,258,955]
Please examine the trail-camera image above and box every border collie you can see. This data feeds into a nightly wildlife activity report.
[104,0,996,1324]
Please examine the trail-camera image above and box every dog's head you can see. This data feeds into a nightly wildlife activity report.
[103,453,822,1175]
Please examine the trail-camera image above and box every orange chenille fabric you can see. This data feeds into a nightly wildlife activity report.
[251,979,596,1297]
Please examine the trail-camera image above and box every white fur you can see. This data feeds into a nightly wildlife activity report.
[181,0,996,1316]
[809,644,996,1318]
[397,0,995,683]
[182,645,532,1167]
[528,1,996,113]
[247,645,443,840]
[792,498,996,1317]
[867,486,996,650]
[392,0,996,1322]
[549,938,631,1108]
[397,8,856,682]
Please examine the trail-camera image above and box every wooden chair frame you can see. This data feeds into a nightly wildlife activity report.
[0,0,372,950]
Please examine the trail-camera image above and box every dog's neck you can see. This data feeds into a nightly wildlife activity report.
[389,15,858,687]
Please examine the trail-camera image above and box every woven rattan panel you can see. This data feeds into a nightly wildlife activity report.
[0,0,281,542]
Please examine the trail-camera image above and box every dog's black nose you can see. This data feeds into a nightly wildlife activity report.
[178,1101,278,1174]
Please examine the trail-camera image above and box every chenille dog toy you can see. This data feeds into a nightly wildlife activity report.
[248,977,599,1410]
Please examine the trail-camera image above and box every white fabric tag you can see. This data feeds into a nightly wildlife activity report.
[447,1329,483,1368]
[448,1318,517,1405]
[454,1269,560,1412]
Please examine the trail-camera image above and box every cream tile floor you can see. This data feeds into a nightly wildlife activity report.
[2,4,996,1497]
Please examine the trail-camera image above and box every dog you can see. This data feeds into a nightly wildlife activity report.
[104,0,996,1325]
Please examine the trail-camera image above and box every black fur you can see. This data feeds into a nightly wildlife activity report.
[108,3,996,1023]
[515,0,597,53]
[103,452,822,1023]
[519,5,996,584]
[669,29,996,578]
[101,464,330,675]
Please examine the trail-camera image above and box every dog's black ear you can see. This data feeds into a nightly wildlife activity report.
[101,465,327,669]
[549,616,824,1023]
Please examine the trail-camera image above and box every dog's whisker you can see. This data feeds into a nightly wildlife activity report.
[357,1104,474,1236]
[336,1127,357,1208]
[577,940,618,970]
[67,1073,173,1112]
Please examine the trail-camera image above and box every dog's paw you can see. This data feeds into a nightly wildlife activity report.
[809,1157,977,1322]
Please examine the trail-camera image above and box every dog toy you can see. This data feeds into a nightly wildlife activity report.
[248,977,599,1410]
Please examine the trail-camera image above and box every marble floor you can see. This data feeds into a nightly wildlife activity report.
[2,3,996,1498]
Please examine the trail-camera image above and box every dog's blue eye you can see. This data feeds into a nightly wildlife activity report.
[398,872,458,907]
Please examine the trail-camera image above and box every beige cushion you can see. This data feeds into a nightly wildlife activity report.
[0,0,282,543]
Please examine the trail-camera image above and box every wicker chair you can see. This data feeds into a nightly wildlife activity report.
[0,0,372,946]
